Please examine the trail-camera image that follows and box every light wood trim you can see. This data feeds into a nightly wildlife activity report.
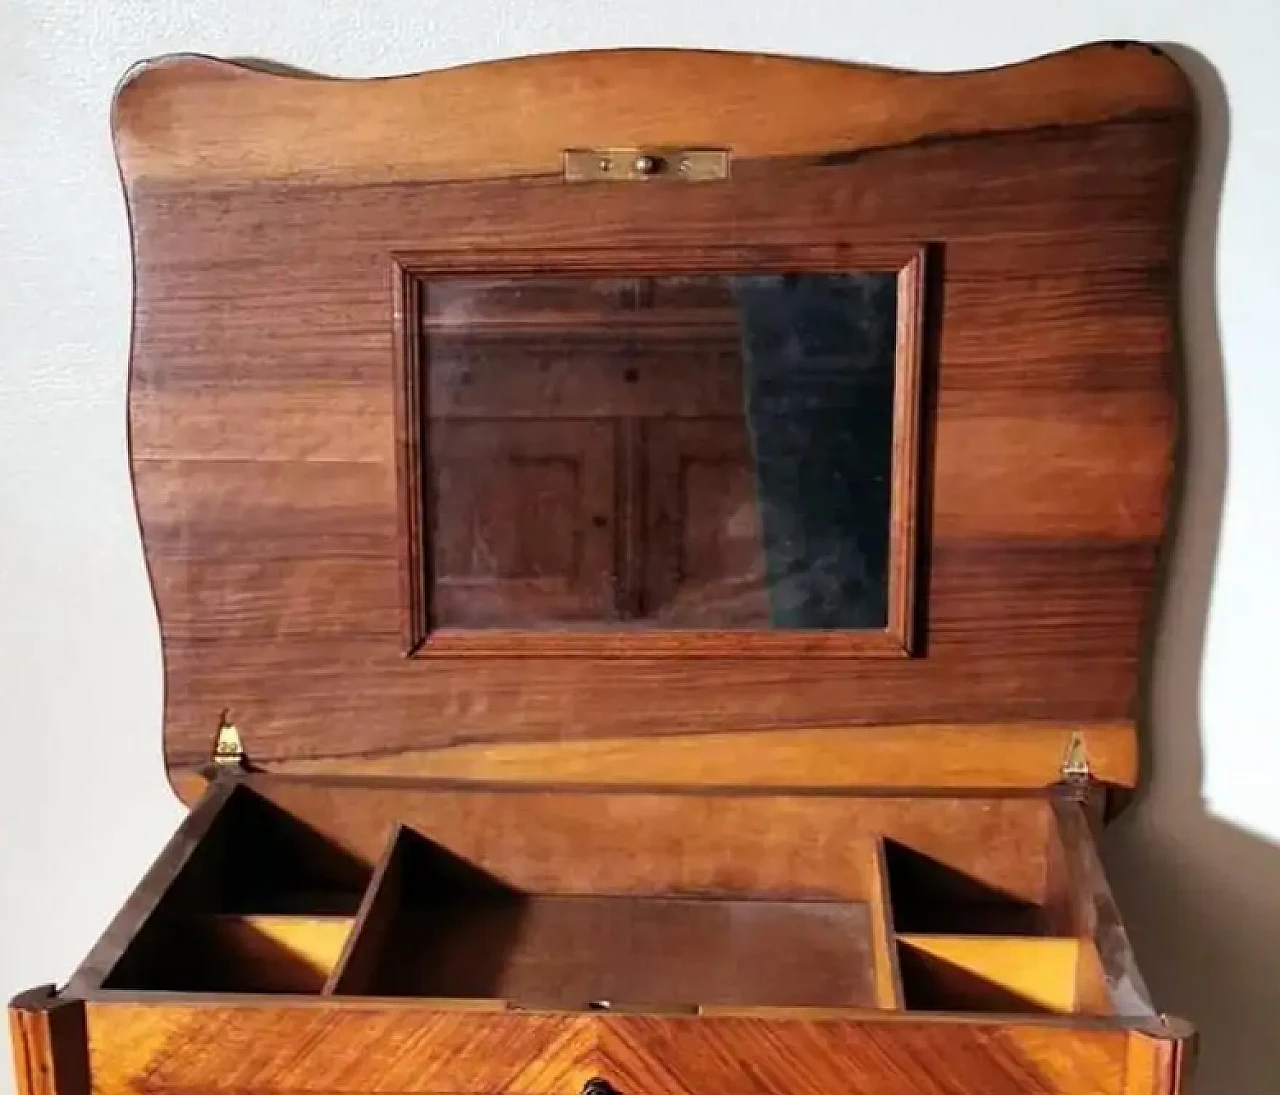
[112,45,1191,187]
[64,779,240,995]
[868,841,905,1009]
[261,722,1138,791]
[209,915,353,983]
[897,935,1082,1014]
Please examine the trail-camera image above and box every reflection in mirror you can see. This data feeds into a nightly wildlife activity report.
[422,271,899,631]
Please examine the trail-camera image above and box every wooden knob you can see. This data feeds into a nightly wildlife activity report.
[582,1079,619,1095]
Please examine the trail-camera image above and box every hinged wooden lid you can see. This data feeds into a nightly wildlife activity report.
[113,44,1191,802]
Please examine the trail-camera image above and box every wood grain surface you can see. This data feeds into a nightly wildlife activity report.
[112,43,1192,796]
[113,46,1189,185]
[895,935,1085,1014]
[8,990,88,1095]
[868,840,906,1009]
[264,721,1139,789]
[75,998,1194,1095]
[58,779,1108,1009]
[1047,797,1157,1017]
[248,778,1057,902]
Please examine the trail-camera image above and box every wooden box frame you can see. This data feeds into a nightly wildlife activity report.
[394,244,926,658]
[11,41,1198,1095]
[14,777,1195,1095]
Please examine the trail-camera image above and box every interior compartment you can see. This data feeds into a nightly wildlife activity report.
[104,913,354,993]
[896,935,1108,1016]
[97,785,375,992]
[381,894,875,1008]
[327,826,877,1009]
[79,780,1142,1018]
[158,784,374,915]
[884,837,1060,936]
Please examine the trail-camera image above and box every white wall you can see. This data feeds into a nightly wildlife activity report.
[1,2,1277,1092]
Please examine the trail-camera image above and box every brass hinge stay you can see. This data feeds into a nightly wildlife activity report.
[211,710,247,770]
[1059,732,1092,788]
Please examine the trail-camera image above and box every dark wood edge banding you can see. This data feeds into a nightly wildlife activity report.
[1047,796,1156,1018]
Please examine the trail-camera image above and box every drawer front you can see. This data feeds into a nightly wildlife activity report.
[79,1002,1154,1095]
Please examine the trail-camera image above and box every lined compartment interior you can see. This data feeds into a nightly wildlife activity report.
[93,783,1132,1016]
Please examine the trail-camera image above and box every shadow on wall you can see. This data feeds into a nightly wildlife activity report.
[1104,45,1280,1095]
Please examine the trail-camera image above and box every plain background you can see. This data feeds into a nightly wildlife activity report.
[2,1,1278,1092]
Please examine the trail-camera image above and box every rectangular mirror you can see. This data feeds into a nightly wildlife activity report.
[396,248,925,657]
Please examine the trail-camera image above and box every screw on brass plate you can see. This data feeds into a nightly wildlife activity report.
[563,148,729,183]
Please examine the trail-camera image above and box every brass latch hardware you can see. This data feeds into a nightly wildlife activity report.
[563,148,730,183]
[212,710,247,769]
[1059,732,1092,785]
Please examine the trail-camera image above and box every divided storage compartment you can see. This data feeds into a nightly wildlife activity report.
[895,935,1109,1015]
[101,789,370,992]
[881,804,1116,1016]
[104,913,355,994]
[79,778,1146,1020]
[884,838,1055,935]
[327,825,878,1007]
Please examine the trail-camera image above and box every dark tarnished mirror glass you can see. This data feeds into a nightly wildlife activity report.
[420,271,903,633]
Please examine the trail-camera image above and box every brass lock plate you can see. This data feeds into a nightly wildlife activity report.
[562,148,730,183]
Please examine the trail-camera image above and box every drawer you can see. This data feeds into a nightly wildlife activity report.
[12,993,1189,1095]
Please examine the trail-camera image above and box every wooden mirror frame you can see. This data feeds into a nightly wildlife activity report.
[393,243,926,659]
